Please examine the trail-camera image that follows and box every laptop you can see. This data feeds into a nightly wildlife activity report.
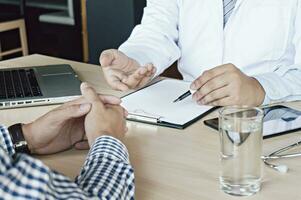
[0,64,82,109]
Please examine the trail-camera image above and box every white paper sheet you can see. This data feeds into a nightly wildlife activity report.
[121,79,213,125]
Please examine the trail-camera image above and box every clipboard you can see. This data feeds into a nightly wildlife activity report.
[121,79,217,129]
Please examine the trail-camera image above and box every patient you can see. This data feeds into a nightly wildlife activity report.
[0,83,134,199]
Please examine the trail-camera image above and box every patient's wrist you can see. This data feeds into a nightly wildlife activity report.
[22,123,35,154]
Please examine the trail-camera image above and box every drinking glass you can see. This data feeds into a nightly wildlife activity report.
[219,106,264,196]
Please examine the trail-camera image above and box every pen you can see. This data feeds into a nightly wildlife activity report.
[173,89,196,103]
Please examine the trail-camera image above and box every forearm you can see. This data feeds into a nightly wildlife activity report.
[0,148,96,199]
[254,67,301,105]
[75,136,135,200]
[255,0,301,105]
[0,125,134,199]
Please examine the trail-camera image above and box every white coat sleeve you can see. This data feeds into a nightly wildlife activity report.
[254,1,301,105]
[119,0,181,76]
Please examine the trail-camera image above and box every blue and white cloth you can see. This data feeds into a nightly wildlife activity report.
[0,125,135,200]
[223,0,237,26]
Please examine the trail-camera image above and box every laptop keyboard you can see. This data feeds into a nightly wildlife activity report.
[0,69,43,100]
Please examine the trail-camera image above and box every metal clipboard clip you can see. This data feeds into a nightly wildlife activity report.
[127,109,163,123]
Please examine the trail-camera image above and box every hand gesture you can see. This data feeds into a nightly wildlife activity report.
[100,49,156,91]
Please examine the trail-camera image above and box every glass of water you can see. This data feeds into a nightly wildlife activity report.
[219,106,264,196]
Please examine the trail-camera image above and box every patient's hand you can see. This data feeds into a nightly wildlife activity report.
[21,87,122,155]
[81,82,128,146]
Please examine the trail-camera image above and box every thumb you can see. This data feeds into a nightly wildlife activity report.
[100,49,115,67]
[54,103,91,122]
[81,83,106,109]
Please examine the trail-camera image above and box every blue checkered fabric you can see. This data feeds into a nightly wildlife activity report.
[0,125,135,200]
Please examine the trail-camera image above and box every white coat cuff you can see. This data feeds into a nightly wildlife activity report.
[118,47,162,78]
[119,47,152,67]
[253,73,289,105]
[119,45,175,78]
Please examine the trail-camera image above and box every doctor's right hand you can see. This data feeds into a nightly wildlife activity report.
[100,49,156,91]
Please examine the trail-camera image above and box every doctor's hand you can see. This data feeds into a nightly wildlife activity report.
[100,49,156,91]
[190,64,266,106]
[21,88,122,155]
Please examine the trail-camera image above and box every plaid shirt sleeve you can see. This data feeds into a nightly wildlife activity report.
[0,125,135,200]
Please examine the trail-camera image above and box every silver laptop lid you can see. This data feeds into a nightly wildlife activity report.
[0,64,81,109]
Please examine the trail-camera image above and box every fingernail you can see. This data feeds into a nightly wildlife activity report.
[81,83,88,90]
[80,103,91,111]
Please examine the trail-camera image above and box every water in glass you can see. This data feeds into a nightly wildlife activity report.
[219,108,263,196]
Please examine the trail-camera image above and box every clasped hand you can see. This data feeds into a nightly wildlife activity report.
[22,83,127,155]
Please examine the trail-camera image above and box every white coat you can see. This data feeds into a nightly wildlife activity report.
[119,0,301,104]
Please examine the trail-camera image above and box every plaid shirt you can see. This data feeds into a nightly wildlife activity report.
[0,125,135,200]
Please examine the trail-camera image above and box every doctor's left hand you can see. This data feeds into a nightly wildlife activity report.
[190,64,266,106]
[20,92,122,155]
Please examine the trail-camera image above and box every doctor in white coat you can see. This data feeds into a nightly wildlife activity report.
[99,0,301,106]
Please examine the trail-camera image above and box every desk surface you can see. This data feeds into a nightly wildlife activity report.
[1,54,301,200]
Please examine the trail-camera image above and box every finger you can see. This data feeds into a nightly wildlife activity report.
[123,107,129,117]
[207,96,233,107]
[134,64,156,87]
[137,76,152,88]
[192,73,230,101]
[99,95,121,105]
[124,124,128,133]
[57,96,87,110]
[111,104,126,117]
[191,63,236,90]
[67,95,121,106]
[81,83,105,109]
[60,95,120,110]
[107,69,129,91]
[123,67,151,88]
[51,103,91,122]
[74,140,90,150]
[145,64,156,77]
[197,86,230,105]
[81,83,101,102]
[99,49,116,67]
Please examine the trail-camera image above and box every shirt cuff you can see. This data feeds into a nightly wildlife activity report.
[119,46,152,67]
[119,44,175,77]
[0,125,15,156]
[88,135,130,163]
[253,73,290,105]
